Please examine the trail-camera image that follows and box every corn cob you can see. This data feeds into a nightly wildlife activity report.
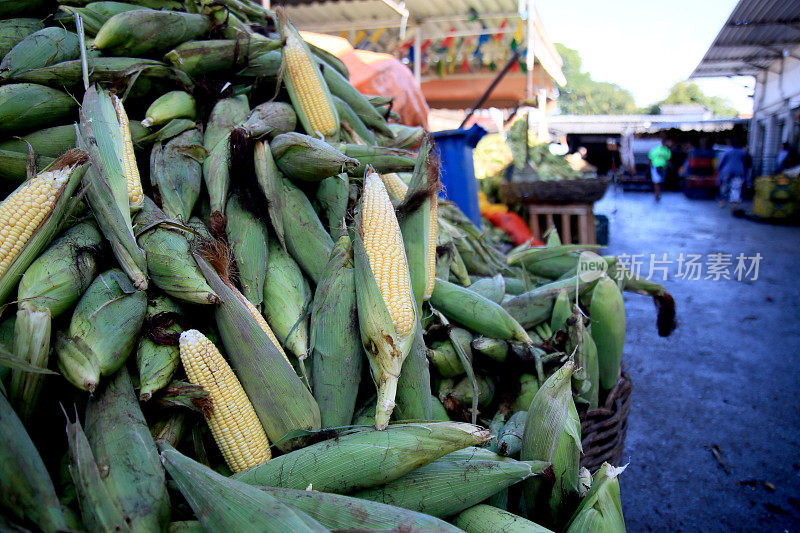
[430,395,450,420]
[0,148,50,181]
[137,295,183,401]
[502,275,594,329]
[566,307,600,408]
[472,336,509,363]
[164,38,282,76]
[590,275,626,390]
[0,150,87,305]
[0,124,77,159]
[260,486,462,532]
[110,92,143,210]
[564,463,626,532]
[236,49,281,78]
[270,132,358,181]
[150,412,186,449]
[204,95,249,150]
[160,444,327,532]
[468,274,506,304]
[498,410,527,457]
[353,451,549,518]
[393,325,434,421]
[277,10,339,141]
[0,18,44,57]
[354,171,417,429]
[333,94,377,145]
[150,128,206,221]
[307,40,349,78]
[79,85,148,289]
[93,9,211,56]
[309,235,363,427]
[379,123,425,149]
[485,411,507,453]
[428,340,465,378]
[194,252,320,449]
[263,237,311,361]
[179,329,272,472]
[342,144,417,175]
[521,360,581,528]
[7,307,49,422]
[0,83,77,135]
[439,374,495,410]
[58,2,147,35]
[142,90,196,127]
[225,195,268,309]
[242,101,297,139]
[512,373,540,412]
[316,173,349,239]
[84,367,170,532]
[234,422,490,491]
[0,27,80,81]
[380,172,409,202]
[0,391,67,532]
[253,140,286,247]
[281,179,334,283]
[66,415,130,533]
[55,269,147,392]
[550,288,572,331]
[11,56,189,88]
[453,504,554,533]
[134,198,219,304]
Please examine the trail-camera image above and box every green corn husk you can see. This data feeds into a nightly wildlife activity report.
[309,235,363,428]
[566,308,599,408]
[307,41,348,78]
[440,374,494,410]
[590,275,626,391]
[0,18,44,57]
[271,132,358,181]
[394,325,433,421]
[512,373,540,412]
[354,451,549,518]
[253,140,285,247]
[379,123,425,149]
[84,367,170,532]
[204,95,249,151]
[226,195,268,309]
[564,463,626,533]
[578,466,592,497]
[0,27,80,80]
[242,101,297,139]
[58,2,147,34]
[449,245,471,286]
[367,95,393,106]
[428,339,465,378]
[9,56,188,88]
[319,58,393,138]
[550,289,571,332]
[259,486,462,532]
[430,395,450,421]
[233,422,491,491]
[263,237,310,359]
[0,316,14,353]
[159,444,327,532]
[333,95,377,145]
[150,412,186,448]
[502,275,593,330]
[469,274,506,304]
[236,49,281,78]
[351,395,377,425]
[55,269,147,392]
[142,90,196,127]
[498,411,527,457]
[0,150,87,305]
[134,198,219,305]
[521,360,581,528]
[194,254,322,450]
[137,295,182,401]
[164,37,281,76]
[431,278,531,344]
[150,128,206,222]
[0,0,46,17]
[454,504,554,533]
[0,124,77,158]
[0,83,77,135]
[316,173,349,239]
[169,520,203,533]
[79,85,148,289]
[8,307,50,422]
[472,336,509,363]
[93,8,211,56]
[135,117,194,147]
[66,415,130,533]
[485,411,507,454]
[0,391,67,532]
[281,179,334,283]
[341,144,417,175]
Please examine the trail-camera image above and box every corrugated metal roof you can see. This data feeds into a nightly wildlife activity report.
[537,115,747,135]
[691,0,800,78]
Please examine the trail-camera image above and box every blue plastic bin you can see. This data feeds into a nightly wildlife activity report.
[431,124,486,227]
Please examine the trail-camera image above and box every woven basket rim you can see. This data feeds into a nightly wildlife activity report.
[578,370,633,473]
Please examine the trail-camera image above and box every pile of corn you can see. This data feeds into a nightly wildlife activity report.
[0,1,677,531]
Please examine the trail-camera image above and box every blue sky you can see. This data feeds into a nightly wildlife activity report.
[536,0,754,113]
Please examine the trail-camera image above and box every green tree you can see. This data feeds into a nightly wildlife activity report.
[555,44,637,115]
[658,81,738,117]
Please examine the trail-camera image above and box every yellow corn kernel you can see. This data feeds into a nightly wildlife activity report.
[284,32,337,137]
[235,289,292,366]
[361,172,415,337]
[111,94,143,210]
[424,196,438,300]
[380,173,409,202]
[179,329,271,473]
[0,168,71,279]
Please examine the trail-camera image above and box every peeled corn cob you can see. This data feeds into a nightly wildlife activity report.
[110,92,143,210]
[179,329,271,472]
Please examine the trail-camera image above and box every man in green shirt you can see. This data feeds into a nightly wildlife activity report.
[648,137,671,201]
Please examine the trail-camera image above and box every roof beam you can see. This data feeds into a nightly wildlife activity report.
[726,18,800,28]
[713,41,800,48]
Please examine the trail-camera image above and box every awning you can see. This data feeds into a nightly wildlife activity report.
[691,0,800,78]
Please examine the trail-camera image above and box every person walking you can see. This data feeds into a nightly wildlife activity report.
[648,137,671,201]
[717,138,749,208]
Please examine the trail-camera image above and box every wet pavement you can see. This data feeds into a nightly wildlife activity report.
[593,188,800,531]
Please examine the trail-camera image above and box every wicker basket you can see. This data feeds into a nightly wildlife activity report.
[499,175,611,205]
[579,370,632,473]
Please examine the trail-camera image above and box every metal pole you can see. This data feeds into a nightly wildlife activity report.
[459,50,521,129]
[414,27,422,85]
[537,87,548,141]
[526,0,535,100]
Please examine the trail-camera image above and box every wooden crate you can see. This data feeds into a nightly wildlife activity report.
[528,203,596,244]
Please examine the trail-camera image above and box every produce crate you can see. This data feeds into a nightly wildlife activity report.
[579,370,632,473]
[527,203,597,245]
